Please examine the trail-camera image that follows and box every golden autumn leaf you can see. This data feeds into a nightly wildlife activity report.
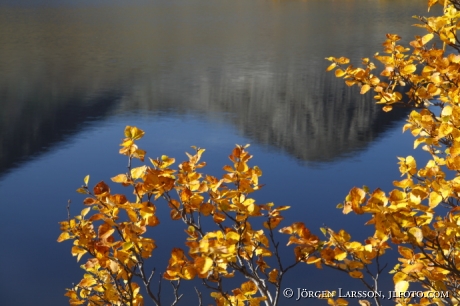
[429,191,442,208]
[360,84,371,94]
[200,202,214,216]
[334,250,347,261]
[241,281,258,295]
[326,63,337,71]
[328,298,349,306]
[348,271,363,278]
[83,175,90,186]
[80,207,91,217]
[421,33,434,45]
[111,174,128,184]
[263,216,283,229]
[335,69,346,77]
[76,187,87,194]
[194,256,213,275]
[124,125,145,140]
[408,227,423,244]
[395,280,409,294]
[57,232,71,242]
[268,269,278,283]
[98,223,115,239]
[213,211,226,223]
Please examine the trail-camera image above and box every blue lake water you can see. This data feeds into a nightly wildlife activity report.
[0,0,434,304]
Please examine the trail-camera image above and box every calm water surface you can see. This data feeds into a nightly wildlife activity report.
[0,0,432,304]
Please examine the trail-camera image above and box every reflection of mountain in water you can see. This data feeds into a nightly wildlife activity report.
[0,0,425,176]
[0,89,119,176]
[115,64,408,163]
[221,74,408,163]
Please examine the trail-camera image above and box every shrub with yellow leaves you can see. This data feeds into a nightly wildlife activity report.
[318,0,460,305]
[58,125,303,306]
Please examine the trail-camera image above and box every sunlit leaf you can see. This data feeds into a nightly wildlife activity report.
[124,126,145,140]
[335,69,346,77]
[395,280,409,293]
[57,232,71,242]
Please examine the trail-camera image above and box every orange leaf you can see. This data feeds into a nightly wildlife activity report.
[349,271,363,278]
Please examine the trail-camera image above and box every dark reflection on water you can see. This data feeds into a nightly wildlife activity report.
[0,0,427,177]
[0,0,432,304]
[0,92,120,176]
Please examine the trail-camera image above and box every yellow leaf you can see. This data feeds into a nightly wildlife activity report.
[326,63,337,71]
[273,205,290,212]
[334,250,347,261]
[398,246,414,259]
[393,272,407,284]
[124,126,145,140]
[337,57,350,64]
[395,280,409,293]
[195,256,213,274]
[83,175,90,186]
[360,84,371,94]
[442,105,453,117]
[181,265,196,280]
[421,33,434,45]
[226,231,240,244]
[160,155,175,168]
[131,166,146,179]
[335,69,346,77]
[111,174,128,183]
[76,187,87,194]
[345,80,356,86]
[409,227,423,244]
[402,64,416,74]
[382,105,392,112]
[71,246,87,262]
[57,232,71,242]
[428,0,437,10]
[429,191,442,208]
[80,207,91,217]
[79,277,96,287]
[122,242,134,251]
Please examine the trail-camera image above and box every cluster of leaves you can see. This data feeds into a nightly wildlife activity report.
[59,1,460,305]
